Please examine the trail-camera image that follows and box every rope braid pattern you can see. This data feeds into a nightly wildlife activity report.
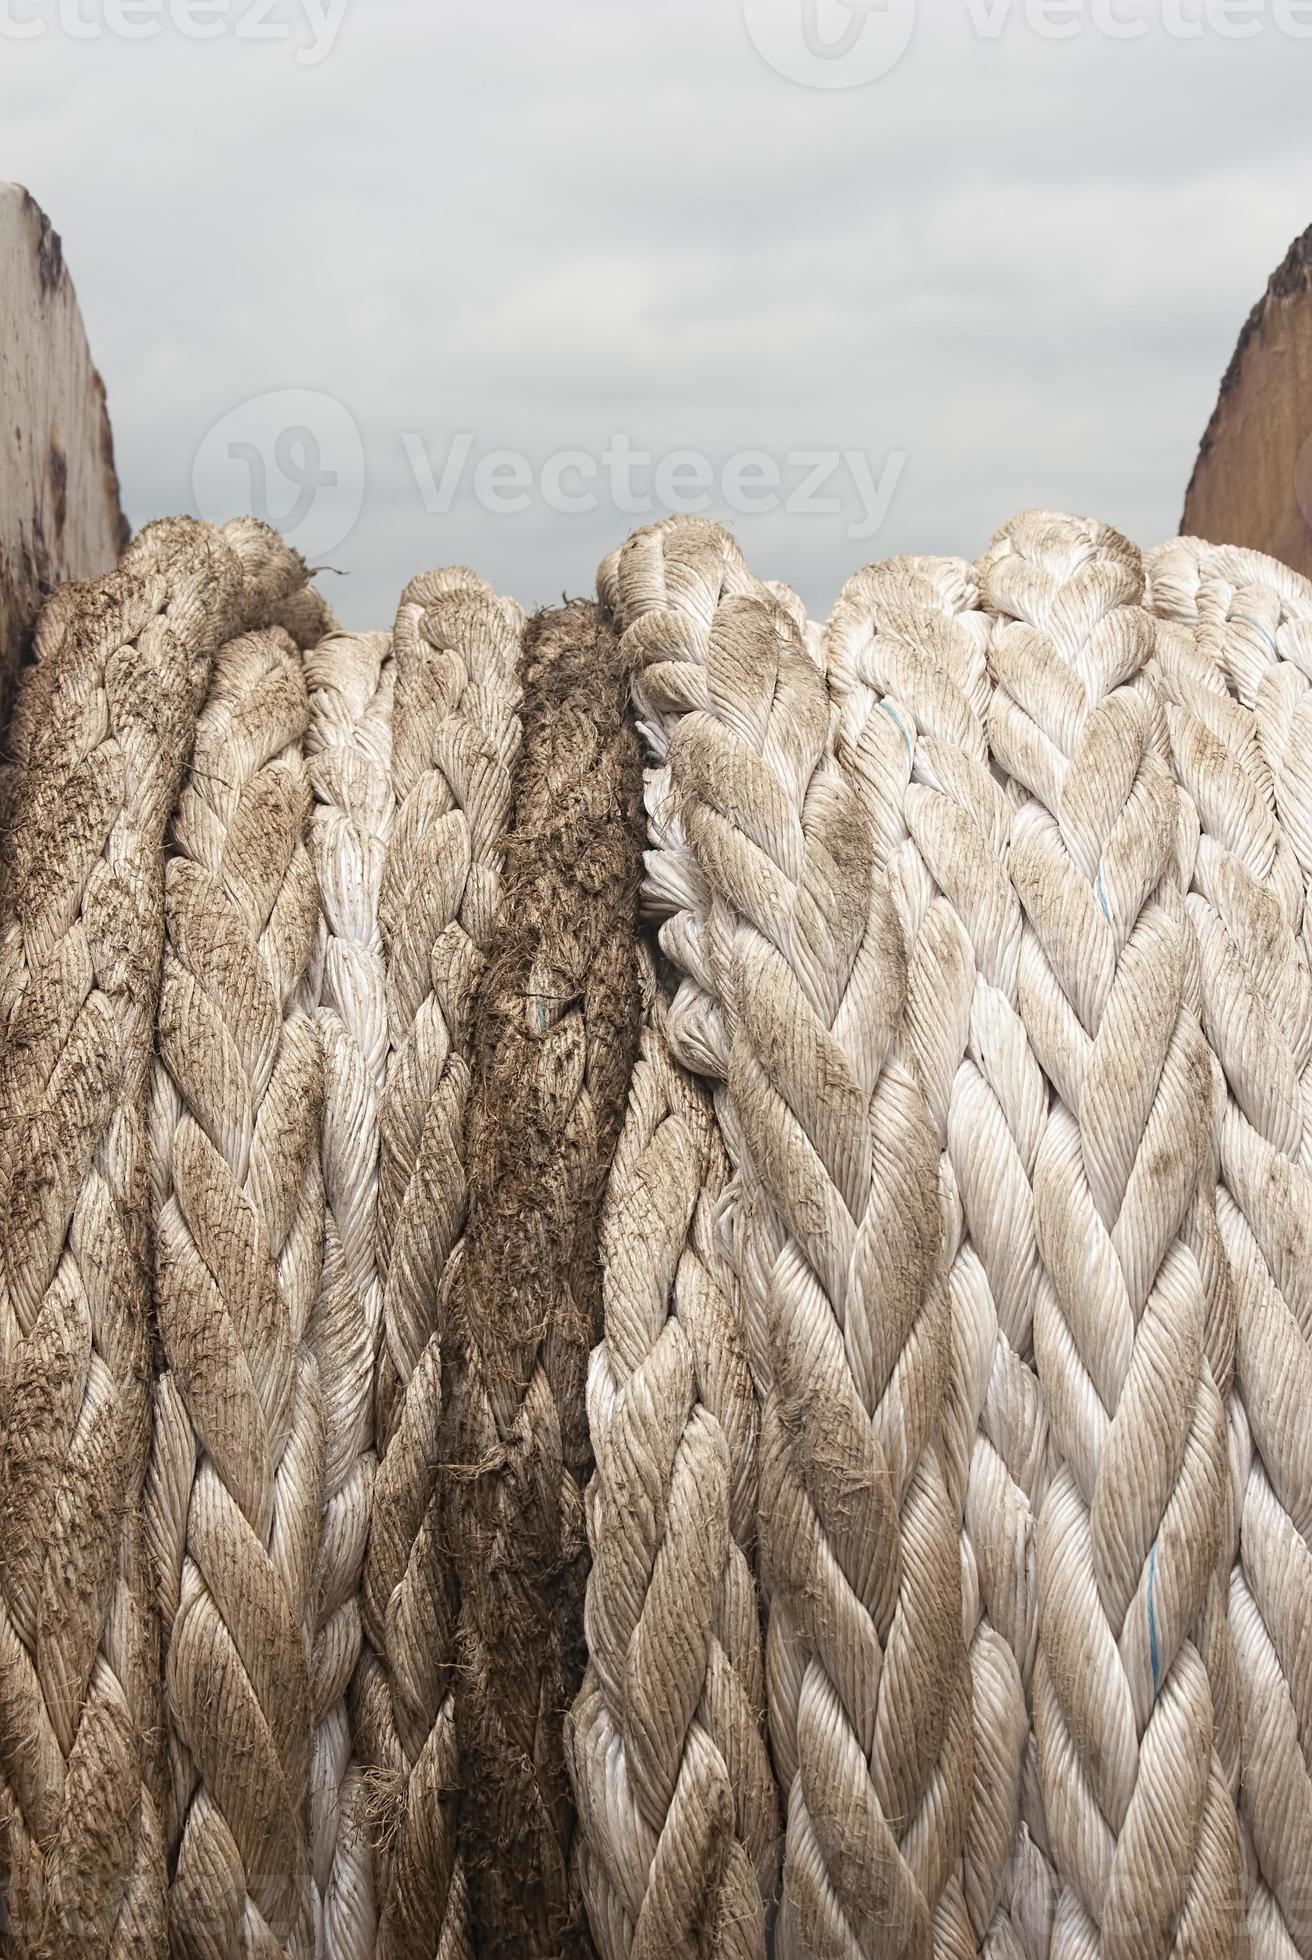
[148,617,326,1956]
[980,511,1241,1960]
[444,603,644,1960]
[1147,539,1312,1960]
[302,630,396,1960]
[568,974,778,1960]
[826,555,1056,1958]
[351,569,522,1960]
[605,517,972,1960]
[0,516,296,1959]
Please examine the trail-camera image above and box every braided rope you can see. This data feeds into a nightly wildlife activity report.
[0,517,274,1959]
[1147,539,1312,1960]
[567,973,778,1960]
[826,554,1056,1957]
[606,517,972,1960]
[444,603,644,1959]
[980,511,1241,1959]
[302,629,396,1960]
[351,568,522,1959]
[148,619,325,1956]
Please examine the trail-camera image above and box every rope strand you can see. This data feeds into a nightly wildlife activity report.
[0,516,289,1959]
[607,516,971,1960]
[568,972,778,1960]
[351,568,522,1959]
[980,510,1242,1960]
[826,553,1056,1959]
[445,602,644,1960]
[148,618,325,1956]
[1148,538,1312,1960]
[302,629,396,1960]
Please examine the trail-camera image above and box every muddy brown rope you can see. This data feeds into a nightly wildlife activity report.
[0,516,314,1959]
[444,603,644,1960]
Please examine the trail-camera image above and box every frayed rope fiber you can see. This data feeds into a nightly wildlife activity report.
[444,603,646,1960]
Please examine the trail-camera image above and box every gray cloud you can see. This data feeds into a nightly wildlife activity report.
[5,0,1306,626]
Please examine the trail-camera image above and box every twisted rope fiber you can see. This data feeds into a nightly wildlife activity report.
[444,602,645,1960]
[567,973,778,1960]
[1147,539,1312,1960]
[0,515,309,1959]
[302,629,396,1959]
[825,554,1056,1958]
[980,512,1242,1959]
[605,517,973,1960]
[147,612,328,1955]
[351,568,523,1960]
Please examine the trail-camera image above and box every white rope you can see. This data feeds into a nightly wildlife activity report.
[607,515,972,1960]
[826,553,1056,1957]
[569,969,778,1959]
[981,510,1242,1960]
[302,628,396,1960]
[1148,538,1312,1960]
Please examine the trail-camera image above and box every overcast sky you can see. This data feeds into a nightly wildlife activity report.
[4,0,1309,627]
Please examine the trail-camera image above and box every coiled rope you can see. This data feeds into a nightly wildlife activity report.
[4,507,1312,1960]
[826,554,1055,1956]
[444,602,644,1960]
[607,516,972,1960]
[980,511,1242,1960]
[351,568,522,1959]
[1147,538,1312,1960]
[568,974,779,1960]
[150,614,327,1956]
[303,629,396,1960]
[0,516,310,1959]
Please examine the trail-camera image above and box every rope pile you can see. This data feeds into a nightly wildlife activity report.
[0,508,1307,1960]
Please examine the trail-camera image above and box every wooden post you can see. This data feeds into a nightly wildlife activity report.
[0,183,127,729]
[1183,225,1312,577]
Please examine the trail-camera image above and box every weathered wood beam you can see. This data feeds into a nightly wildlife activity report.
[1183,225,1312,578]
[0,183,127,728]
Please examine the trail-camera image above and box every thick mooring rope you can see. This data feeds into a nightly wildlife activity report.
[826,553,1056,1954]
[351,568,522,1959]
[445,603,644,1960]
[1147,538,1312,1960]
[607,517,971,1960]
[0,516,311,1960]
[567,976,778,1960]
[150,620,325,1956]
[303,629,396,1960]
[980,511,1241,1960]
[5,506,1312,1960]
